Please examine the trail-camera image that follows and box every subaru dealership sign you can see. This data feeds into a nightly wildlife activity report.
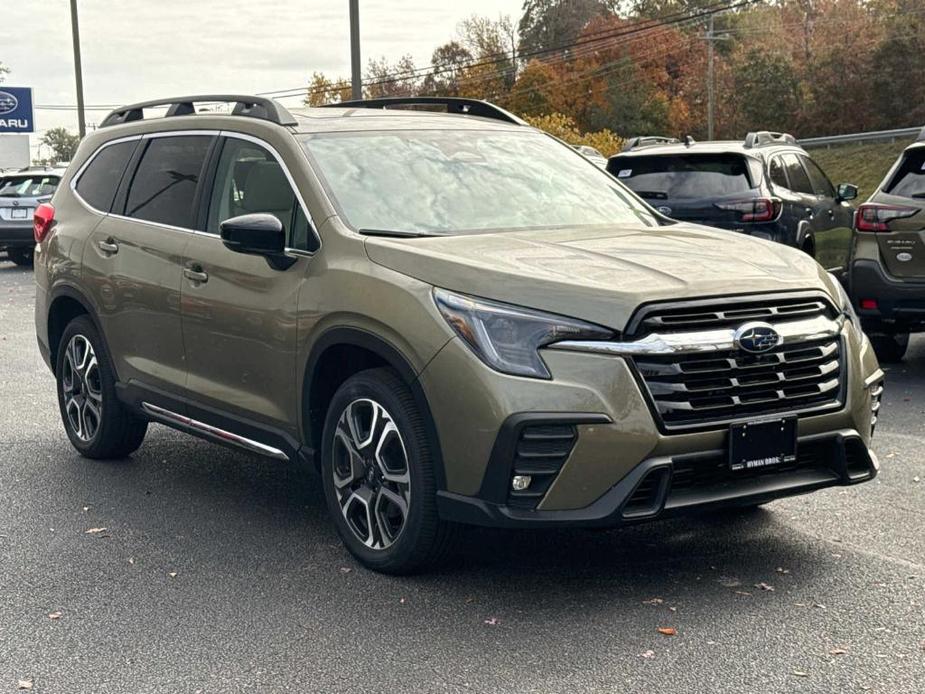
[0,87,35,133]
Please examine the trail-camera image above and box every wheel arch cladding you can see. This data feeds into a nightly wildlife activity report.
[47,290,95,376]
[303,327,446,488]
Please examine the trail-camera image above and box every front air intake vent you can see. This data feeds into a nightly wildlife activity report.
[507,423,577,509]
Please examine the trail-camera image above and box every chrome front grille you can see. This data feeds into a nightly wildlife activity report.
[635,337,843,427]
[634,295,833,334]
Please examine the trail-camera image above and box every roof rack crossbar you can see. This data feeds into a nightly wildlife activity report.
[322,97,527,125]
[744,130,798,148]
[100,95,299,128]
[621,136,680,152]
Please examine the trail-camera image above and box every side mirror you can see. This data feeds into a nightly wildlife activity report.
[837,183,858,201]
[220,213,294,269]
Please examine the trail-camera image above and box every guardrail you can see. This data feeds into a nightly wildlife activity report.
[799,127,921,149]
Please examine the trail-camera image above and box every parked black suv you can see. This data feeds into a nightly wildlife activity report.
[607,133,859,275]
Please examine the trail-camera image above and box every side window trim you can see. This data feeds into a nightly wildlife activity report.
[69,135,143,214]
[768,155,790,192]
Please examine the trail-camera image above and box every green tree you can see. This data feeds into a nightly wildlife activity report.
[869,7,925,128]
[40,128,81,162]
[728,48,800,135]
[587,58,670,136]
[421,41,474,95]
[517,0,609,57]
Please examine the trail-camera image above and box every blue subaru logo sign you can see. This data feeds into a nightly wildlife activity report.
[734,322,781,354]
[0,87,34,133]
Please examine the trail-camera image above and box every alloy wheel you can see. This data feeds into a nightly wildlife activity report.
[61,334,103,442]
[331,398,411,550]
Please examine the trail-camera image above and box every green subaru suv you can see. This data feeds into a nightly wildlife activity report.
[34,95,884,573]
[850,128,925,362]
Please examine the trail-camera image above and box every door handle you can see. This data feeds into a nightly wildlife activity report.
[804,208,814,218]
[98,238,119,254]
[184,266,209,284]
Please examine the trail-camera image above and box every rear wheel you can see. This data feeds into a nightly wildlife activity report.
[869,331,909,363]
[8,247,34,266]
[55,316,148,459]
[320,367,455,574]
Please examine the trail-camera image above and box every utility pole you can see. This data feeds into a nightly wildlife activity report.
[69,0,86,138]
[349,0,362,100]
[699,13,729,140]
[707,13,714,140]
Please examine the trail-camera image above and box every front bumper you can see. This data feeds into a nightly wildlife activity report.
[419,318,883,529]
[851,258,925,329]
[438,429,877,528]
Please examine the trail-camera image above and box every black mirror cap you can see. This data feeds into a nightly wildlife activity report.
[837,183,859,201]
[220,213,285,254]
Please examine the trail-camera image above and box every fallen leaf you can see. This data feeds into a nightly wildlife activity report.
[756,582,775,592]
[792,671,809,678]
[484,617,500,626]
[128,557,135,565]
[829,648,848,656]
[168,571,177,578]
[399,597,406,604]
[339,567,352,574]
[656,627,677,636]
[914,476,921,483]
[84,527,107,534]
[17,680,33,690]
[639,649,656,659]
[776,567,790,574]
[642,597,664,605]
[48,611,62,620]
[735,590,752,596]
[82,506,91,512]
[812,602,827,610]
[668,606,677,612]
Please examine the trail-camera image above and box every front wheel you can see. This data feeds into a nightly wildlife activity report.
[8,247,34,266]
[55,316,148,458]
[320,367,455,574]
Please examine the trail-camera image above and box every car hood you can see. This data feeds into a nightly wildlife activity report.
[364,223,837,330]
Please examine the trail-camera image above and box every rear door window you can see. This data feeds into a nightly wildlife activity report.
[768,156,789,189]
[884,148,925,199]
[800,155,836,198]
[75,140,137,212]
[608,153,755,199]
[124,135,214,228]
[781,153,814,195]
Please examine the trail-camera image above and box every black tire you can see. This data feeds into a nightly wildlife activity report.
[869,331,909,363]
[320,367,455,574]
[8,247,34,267]
[55,315,148,459]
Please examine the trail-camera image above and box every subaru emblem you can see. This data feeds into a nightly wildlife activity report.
[656,206,672,216]
[0,91,18,116]
[734,322,781,354]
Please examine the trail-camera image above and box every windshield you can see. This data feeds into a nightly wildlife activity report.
[885,147,925,199]
[299,129,657,234]
[0,174,61,198]
[608,153,758,200]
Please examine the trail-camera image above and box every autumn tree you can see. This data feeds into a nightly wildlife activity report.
[518,0,610,57]
[365,55,419,98]
[304,71,352,106]
[420,41,474,95]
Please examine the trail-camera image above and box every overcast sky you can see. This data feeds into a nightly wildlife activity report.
[1,0,522,158]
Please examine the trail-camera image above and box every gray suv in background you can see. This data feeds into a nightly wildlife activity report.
[0,167,64,266]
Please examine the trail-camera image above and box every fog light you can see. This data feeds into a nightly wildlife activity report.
[511,475,532,491]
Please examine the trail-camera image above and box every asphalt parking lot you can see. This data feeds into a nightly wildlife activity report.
[1,257,923,694]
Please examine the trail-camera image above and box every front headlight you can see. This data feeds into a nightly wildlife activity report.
[433,288,614,379]
[829,273,861,336]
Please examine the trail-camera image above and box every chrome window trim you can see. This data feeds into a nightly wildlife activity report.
[549,314,846,357]
[69,129,322,253]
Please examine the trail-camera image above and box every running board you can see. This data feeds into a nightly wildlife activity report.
[141,402,290,461]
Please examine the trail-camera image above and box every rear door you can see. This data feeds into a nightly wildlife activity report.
[874,146,925,280]
[778,153,830,258]
[800,154,853,274]
[82,133,215,400]
[179,133,314,436]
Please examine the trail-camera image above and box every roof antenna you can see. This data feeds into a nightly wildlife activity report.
[683,135,695,147]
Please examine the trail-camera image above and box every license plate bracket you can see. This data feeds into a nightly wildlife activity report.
[10,207,29,220]
[729,417,797,472]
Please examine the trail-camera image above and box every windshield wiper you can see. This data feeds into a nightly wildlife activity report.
[359,228,436,238]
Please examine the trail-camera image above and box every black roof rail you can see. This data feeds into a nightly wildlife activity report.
[744,130,798,148]
[100,95,299,128]
[621,136,680,152]
[322,97,527,125]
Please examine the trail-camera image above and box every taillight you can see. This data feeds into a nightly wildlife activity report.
[855,203,917,232]
[714,197,782,223]
[33,202,55,243]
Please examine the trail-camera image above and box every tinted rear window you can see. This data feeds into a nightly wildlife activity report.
[885,148,925,199]
[0,174,60,198]
[75,140,137,212]
[608,153,756,199]
[124,135,213,228]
